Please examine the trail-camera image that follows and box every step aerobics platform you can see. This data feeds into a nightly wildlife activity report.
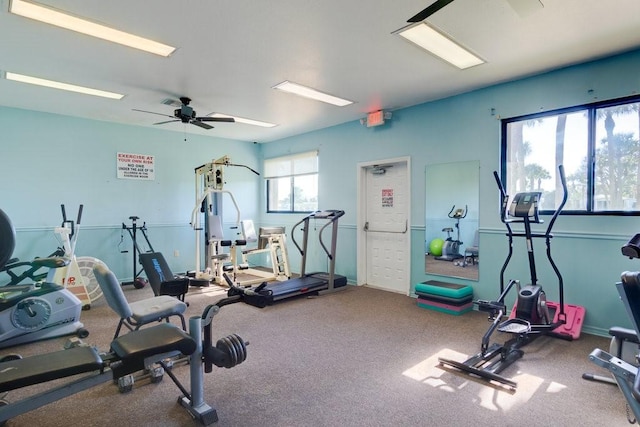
[415,280,473,315]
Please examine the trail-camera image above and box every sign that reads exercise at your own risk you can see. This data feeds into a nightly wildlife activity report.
[117,152,155,180]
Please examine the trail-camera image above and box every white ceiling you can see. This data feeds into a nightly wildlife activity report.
[1,0,640,143]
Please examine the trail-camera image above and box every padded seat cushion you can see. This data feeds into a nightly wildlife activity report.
[128,295,187,323]
[110,323,196,361]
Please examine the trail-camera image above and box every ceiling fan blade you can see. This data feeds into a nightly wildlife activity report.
[153,119,180,125]
[407,0,455,22]
[506,0,543,18]
[197,117,236,123]
[190,120,213,130]
[133,109,176,119]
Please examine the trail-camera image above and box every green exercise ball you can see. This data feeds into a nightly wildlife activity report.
[429,238,444,257]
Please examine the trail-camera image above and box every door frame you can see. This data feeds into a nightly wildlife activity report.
[356,156,411,293]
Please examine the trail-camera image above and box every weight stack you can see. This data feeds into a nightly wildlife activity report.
[415,280,473,316]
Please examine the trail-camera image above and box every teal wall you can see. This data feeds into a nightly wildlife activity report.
[3,48,640,335]
[1,108,260,280]
[259,48,640,336]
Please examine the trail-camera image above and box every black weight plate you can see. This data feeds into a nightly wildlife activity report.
[219,336,237,368]
[230,334,247,364]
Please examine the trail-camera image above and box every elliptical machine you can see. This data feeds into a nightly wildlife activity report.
[435,205,467,261]
[439,165,585,389]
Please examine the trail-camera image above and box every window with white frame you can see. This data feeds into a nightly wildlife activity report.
[501,95,640,214]
[265,151,318,213]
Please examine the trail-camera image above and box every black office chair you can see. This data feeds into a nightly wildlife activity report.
[139,252,189,303]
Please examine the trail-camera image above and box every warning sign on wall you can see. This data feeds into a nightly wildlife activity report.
[117,152,155,180]
[382,188,394,207]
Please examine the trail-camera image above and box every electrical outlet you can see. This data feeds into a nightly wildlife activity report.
[174,250,180,257]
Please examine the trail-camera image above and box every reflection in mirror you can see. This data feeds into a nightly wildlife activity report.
[425,161,479,281]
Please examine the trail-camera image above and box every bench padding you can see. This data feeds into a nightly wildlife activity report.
[0,346,103,392]
[110,323,196,377]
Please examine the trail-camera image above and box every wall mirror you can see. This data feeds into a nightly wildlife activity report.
[425,161,479,281]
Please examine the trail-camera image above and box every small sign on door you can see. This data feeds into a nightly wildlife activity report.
[382,188,394,207]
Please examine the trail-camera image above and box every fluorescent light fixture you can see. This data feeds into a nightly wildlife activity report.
[5,72,124,99]
[272,81,353,107]
[396,22,484,70]
[9,0,175,57]
[209,113,277,128]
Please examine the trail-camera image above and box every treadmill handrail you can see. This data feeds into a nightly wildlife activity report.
[317,212,343,260]
[290,210,345,256]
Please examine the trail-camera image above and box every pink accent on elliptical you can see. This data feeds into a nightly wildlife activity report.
[508,300,586,340]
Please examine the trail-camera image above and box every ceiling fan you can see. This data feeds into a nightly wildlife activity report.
[133,97,235,130]
[407,0,543,22]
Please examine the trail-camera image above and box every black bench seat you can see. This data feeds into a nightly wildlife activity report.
[0,346,103,393]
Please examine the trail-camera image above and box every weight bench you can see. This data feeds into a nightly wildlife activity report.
[0,273,269,425]
[0,323,195,424]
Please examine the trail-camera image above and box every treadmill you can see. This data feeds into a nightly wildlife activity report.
[261,210,347,303]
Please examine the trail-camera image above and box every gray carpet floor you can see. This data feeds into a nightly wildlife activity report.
[0,283,630,426]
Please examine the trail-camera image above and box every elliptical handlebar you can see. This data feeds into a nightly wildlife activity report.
[545,165,568,235]
[493,171,509,224]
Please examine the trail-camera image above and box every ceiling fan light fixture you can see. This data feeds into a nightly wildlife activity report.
[5,71,124,99]
[9,0,176,57]
[395,22,484,70]
[272,81,353,107]
[209,113,277,128]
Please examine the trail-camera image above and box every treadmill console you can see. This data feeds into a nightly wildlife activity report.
[312,210,345,219]
[508,192,542,222]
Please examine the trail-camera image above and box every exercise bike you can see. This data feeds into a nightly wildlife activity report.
[435,205,467,261]
[0,205,104,307]
[0,208,88,350]
[439,165,585,389]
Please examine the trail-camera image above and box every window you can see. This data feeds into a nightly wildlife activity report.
[502,95,640,214]
[265,151,318,213]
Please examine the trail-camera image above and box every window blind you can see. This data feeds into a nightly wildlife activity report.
[264,150,318,179]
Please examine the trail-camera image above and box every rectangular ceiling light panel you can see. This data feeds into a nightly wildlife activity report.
[209,113,277,128]
[6,72,124,99]
[396,22,484,70]
[272,81,353,106]
[9,0,175,56]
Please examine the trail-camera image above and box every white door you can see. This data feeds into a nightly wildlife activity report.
[357,157,410,294]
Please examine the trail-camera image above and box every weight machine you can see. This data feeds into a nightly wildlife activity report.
[0,270,268,426]
[190,156,259,286]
